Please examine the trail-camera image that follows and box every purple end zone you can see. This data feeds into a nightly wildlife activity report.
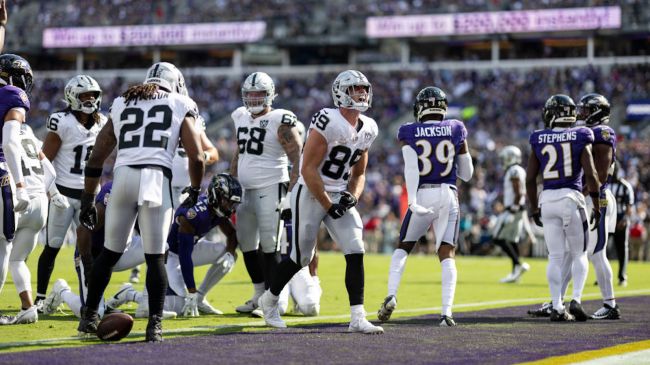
[5,296,650,365]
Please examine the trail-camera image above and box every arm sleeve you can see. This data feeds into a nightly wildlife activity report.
[177,231,197,291]
[2,120,25,185]
[456,153,474,182]
[40,156,57,193]
[401,145,419,205]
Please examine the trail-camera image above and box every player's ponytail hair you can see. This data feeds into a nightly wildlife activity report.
[122,83,159,104]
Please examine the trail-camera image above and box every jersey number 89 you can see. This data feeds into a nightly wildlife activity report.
[322,146,363,181]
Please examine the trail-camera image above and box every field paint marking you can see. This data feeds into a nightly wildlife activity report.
[521,339,650,365]
[2,288,650,350]
[573,348,650,365]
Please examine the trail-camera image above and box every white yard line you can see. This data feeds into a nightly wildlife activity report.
[2,288,650,349]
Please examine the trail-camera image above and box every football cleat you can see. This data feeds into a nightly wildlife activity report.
[348,317,384,334]
[377,295,397,322]
[236,299,259,314]
[258,291,286,328]
[618,279,628,287]
[0,313,16,325]
[499,272,516,283]
[251,308,264,318]
[43,279,70,315]
[569,300,589,322]
[197,298,223,315]
[591,304,621,320]
[511,262,530,282]
[78,307,100,337]
[550,309,575,322]
[439,315,457,327]
[13,306,38,325]
[34,297,45,314]
[106,283,136,310]
[145,314,163,342]
[527,302,553,317]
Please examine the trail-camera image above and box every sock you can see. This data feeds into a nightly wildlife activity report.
[570,252,589,303]
[270,258,301,296]
[350,304,365,320]
[198,262,230,298]
[37,245,60,295]
[547,253,564,312]
[589,250,615,307]
[345,253,364,306]
[262,251,281,290]
[387,249,408,297]
[441,258,457,317]
[85,248,122,311]
[243,250,264,285]
[253,282,266,301]
[9,261,31,294]
[145,253,167,318]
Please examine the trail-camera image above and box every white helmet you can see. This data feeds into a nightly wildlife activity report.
[241,71,276,114]
[64,75,102,114]
[499,145,522,167]
[331,70,372,112]
[144,62,187,94]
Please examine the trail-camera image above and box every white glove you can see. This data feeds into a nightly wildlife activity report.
[277,196,290,212]
[215,252,236,274]
[182,292,200,317]
[50,192,70,210]
[14,187,31,213]
[409,203,433,216]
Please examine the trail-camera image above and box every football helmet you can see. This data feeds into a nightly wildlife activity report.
[64,75,102,114]
[542,94,576,128]
[577,93,610,126]
[143,62,186,94]
[207,173,242,217]
[0,54,34,93]
[241,72,276,114]
[413,86,447,121]
[499,145,522,166]
[331,70,372,112]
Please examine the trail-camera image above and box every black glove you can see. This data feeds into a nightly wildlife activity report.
[338,191,357,210]
[181,186,201,208]
[590,208,602,231]
[327,203,346,219]
[79,192,97,231]
[280,208,292,221]
[531,211,543,227]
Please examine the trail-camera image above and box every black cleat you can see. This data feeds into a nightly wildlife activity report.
[550,309,575,322]
[77,307,100,338]
[591,304,621,320]
[377,295,397,322]
[527,302,552,318]
[439,315,457,327]
[569,300,588,322]
[145,314,163,342]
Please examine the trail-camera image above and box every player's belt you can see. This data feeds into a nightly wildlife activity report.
[419,183,456,190]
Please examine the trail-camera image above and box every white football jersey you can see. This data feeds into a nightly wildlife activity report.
[298,108,378,192]
[111,90,198,170]
[46,111,107,190]
[171,115,206,188]
[232,106,297,189]
[503,164,526,207]
[19,124,46,195]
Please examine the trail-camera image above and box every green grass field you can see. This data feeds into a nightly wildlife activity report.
[1,245,649,353]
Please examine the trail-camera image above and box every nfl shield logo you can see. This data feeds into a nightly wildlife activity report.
[260,120,269,128]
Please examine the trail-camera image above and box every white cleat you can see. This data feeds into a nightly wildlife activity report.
[348,317,384,334]
[197,298,223,315]
[511,262,530,282]
[106,283,136,310]
[258,291,286,328]
[236,299,259,314]
[13,306,38,324]
[0,313,16,325]
[43,279,70,315]
[135,302,178,319]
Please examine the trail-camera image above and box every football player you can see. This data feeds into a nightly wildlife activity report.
[493,145,530,283]
[0,54,34,324]
[259,70,383,334]
[77,62,205,342]
[377,86,473,327]
[609,162,635,287]
[230,72,303,316]
[36,75,107,309]
[526,94,601,322]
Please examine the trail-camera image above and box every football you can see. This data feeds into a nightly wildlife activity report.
[96,313,134,341]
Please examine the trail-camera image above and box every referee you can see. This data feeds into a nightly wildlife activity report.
[609,162,635,286]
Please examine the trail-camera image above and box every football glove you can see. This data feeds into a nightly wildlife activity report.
[338,191,357,210]
[277,196,292,221]
[182,292,200,317]
[180,186,201,208]
[327,203,346,219]
[79,192,98,230]
[409,203,433,216]
[531,211,543,227]
[50,191,70,210]
[215,252,236,274]
[14,187,30,213]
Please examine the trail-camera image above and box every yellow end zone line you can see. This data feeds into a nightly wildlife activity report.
[519,339,650,365]
[1,288,650,350]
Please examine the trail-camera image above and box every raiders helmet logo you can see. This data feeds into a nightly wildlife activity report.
[260,120,269,128]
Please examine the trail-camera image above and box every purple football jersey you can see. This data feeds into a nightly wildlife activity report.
[167,195,227,254]
[0,85,31,162]
[397,119,467,186]
[591,124,616,191]
[529,126,594,191]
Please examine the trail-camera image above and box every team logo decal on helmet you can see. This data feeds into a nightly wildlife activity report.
[0,54,34,93]
[577,93,610,127]
[542,94,576,128]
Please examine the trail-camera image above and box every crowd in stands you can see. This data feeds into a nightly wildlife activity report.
[24,64,650,259]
